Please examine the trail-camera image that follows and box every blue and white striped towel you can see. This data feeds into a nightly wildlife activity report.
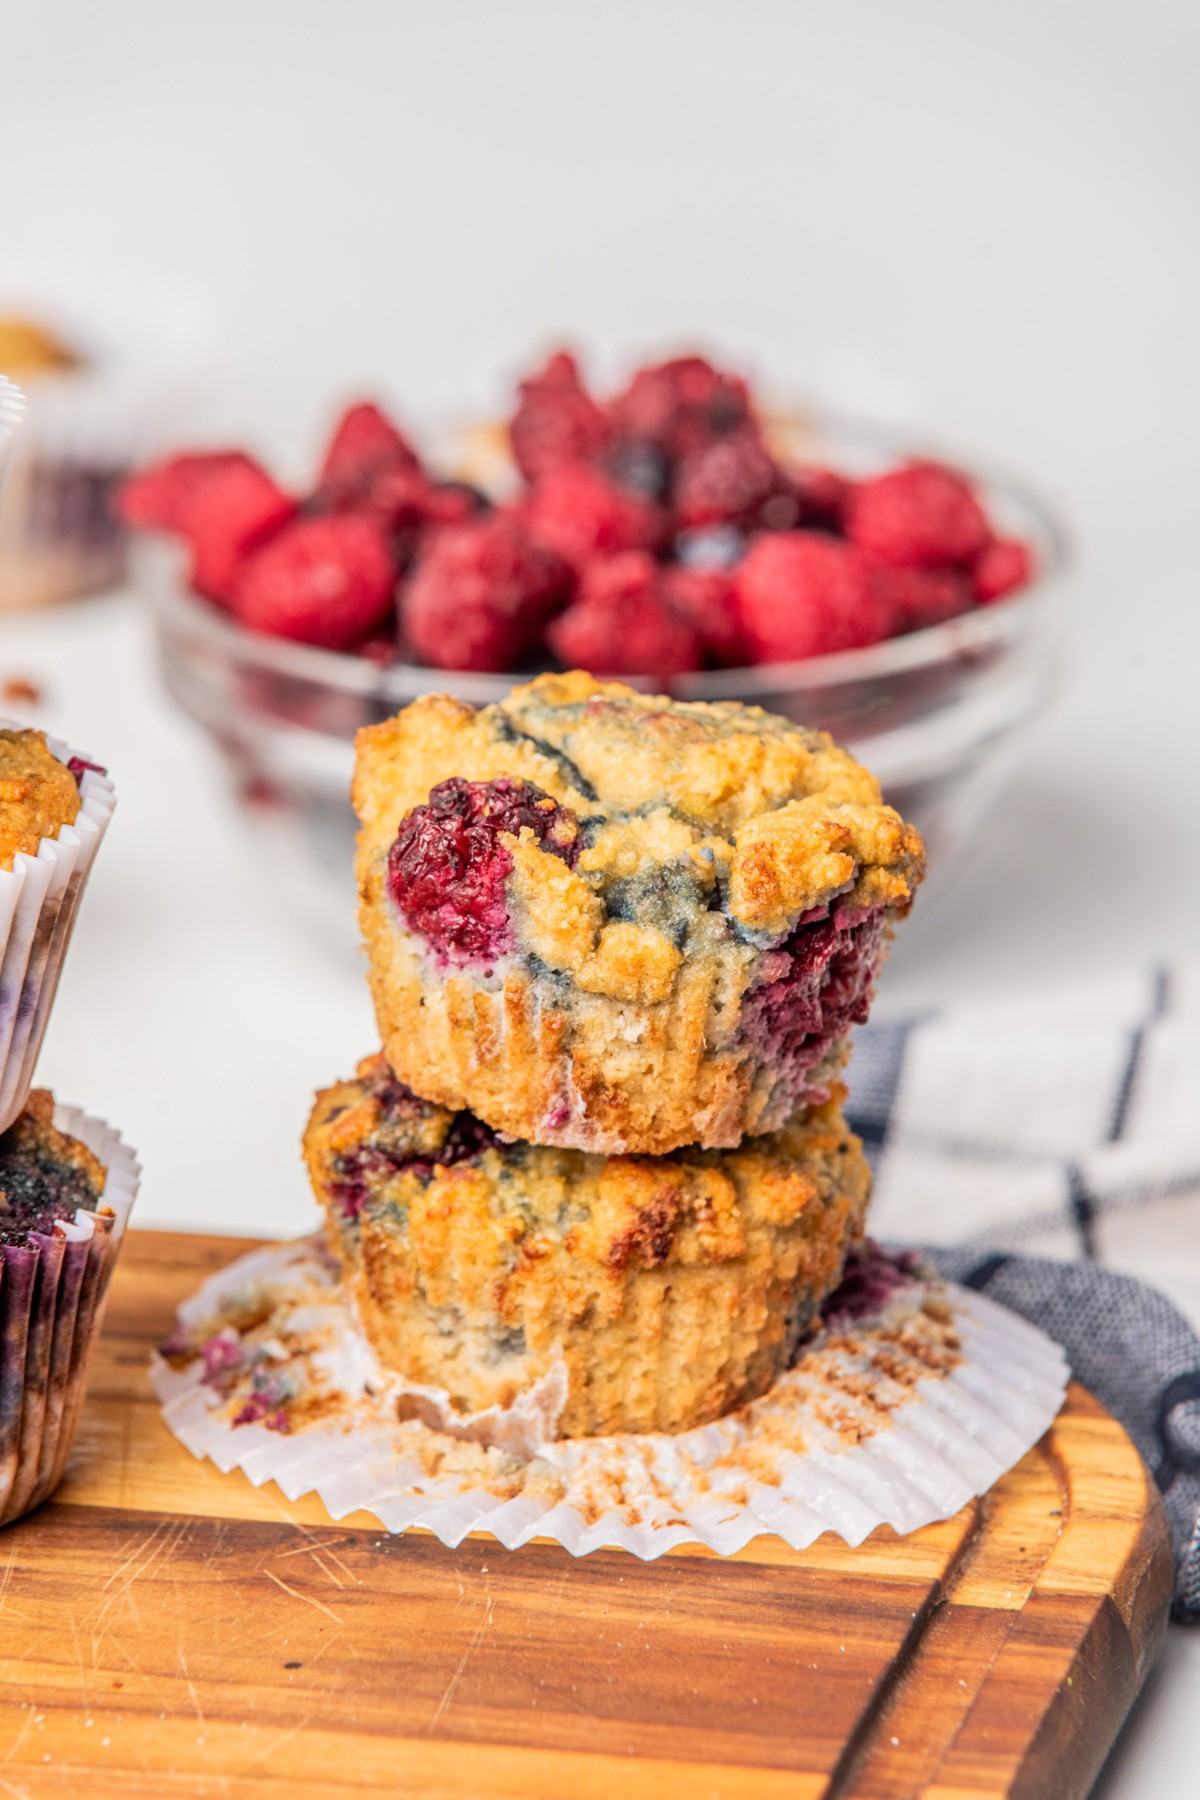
[846,963,1200,1619]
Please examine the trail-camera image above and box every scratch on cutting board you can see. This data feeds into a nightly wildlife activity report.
[256,1719,310,1763]
[263,1569,344,1627]
[275,1531,360,1580]
[0,1773,32,1800]
[304,1548,346,1590]
[315,1544,359,1586]
[0,1544,29,1626]
[96,1517,189,1628]
[425,1596,494,1735]
[0,1706,35,1768]
[177,1645,206,1730]
[66,1609,89,1715]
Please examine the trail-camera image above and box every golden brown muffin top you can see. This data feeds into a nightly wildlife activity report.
[0,317,80,376]
[0,729,81,871]
[355,672,923,982]
[307,1051,863,1285]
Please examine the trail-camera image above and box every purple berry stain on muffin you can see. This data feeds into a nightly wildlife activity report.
[739,906,888,1109]
[819,1240,925,1330]
[0,1093,107,1246]
[330,1069,502,1219]
[65,755,107,784]
[387,775,580,967]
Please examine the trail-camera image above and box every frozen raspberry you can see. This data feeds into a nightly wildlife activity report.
[509,351,611,483]
[117,451,248,533]
[547,552,701,678]
[401,515,569,673]
[972,537,1035,603]
[118,452,296,605]
[792,466,852,533]
[318,401,421,498]
[387,776,580,965]
[610,356,752,459]
[174,456,297,605]
[232,517,396,650]
[522,465,661,569]
[427,481,490,524]
[847,460,989,569]
[673,429,778,528]
[735,533,891,662]
[867,564,971,634]
[755,480,805,533]
[662,566,748,667]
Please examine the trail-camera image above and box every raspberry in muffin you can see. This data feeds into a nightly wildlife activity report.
[0,729,82,869]
[353,671,924,1155]
[304,1052,870,1437]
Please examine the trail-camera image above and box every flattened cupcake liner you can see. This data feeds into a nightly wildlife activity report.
[0,732,116,1133]
[152,1238,1068,1560]
[0,1104,139,1526]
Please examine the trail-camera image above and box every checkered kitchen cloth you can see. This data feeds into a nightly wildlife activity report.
[845,963,1200,1620]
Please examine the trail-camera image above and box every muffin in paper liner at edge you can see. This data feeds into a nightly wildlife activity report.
[0,1094,140,1527]
[0,722,116,1133]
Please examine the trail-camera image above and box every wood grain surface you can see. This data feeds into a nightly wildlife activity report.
[0,1229,1173,1799]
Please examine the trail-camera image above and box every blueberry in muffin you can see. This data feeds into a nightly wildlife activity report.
[304,1051,871,1438]
[0,1088,106,1243]
[354,671,923,1155]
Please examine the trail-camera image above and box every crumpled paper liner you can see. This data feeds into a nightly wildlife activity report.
[0,1103,140,1525]
[0,732,116,1133]
[152,1238,1069,1559]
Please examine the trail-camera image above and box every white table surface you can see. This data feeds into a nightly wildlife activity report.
[5,0,1200,1788]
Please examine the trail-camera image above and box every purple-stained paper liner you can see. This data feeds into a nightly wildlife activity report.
[0,1105,139,1526]
[152,1237,1069,1561]
[0,730,116,1133]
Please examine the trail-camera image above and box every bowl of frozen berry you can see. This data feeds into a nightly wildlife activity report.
[122,348,1066,923]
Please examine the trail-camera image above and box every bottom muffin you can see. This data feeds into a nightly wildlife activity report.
[0,1090,137,1526]
[303,1053,871,1438]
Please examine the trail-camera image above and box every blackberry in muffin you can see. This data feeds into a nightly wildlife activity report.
[0,1088,106,1241]
[354,671,923,1155]
[304,1052,871,1438]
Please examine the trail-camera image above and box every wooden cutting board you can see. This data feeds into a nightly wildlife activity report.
[0,1230,1172,1799]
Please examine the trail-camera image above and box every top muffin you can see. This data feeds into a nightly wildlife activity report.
[355,672,923,1154]
[0,730,81,871]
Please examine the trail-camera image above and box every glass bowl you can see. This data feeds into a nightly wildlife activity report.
[146,414,1068,936]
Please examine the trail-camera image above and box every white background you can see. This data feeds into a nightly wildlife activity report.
[3,4,1199,1791]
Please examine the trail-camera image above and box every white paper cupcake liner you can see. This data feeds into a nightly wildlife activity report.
[0,729,116,1133]
[0,1103,140,1525]
[152,1239,1069,1560]
[0,380,24,520]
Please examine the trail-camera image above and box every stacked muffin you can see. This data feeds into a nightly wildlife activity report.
[305,672,923,1437]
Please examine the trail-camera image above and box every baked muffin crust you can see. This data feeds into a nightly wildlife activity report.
[0,730,81,871]
[305,1051,871,1437]
[0,1088,107,1245]
[355,673,923,1154]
